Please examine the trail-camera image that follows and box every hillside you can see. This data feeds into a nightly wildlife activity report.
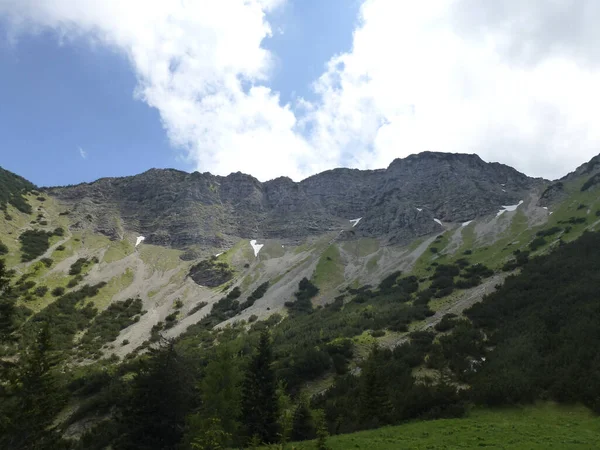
[2,153,600,448]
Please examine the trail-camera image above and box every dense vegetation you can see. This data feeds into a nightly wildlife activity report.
[18,228,65,262]
[188,257,234,287]
[0,166,35,214]
[3,224,600,448]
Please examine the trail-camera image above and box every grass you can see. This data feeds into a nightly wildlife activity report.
[312,244,345,291]
[278,404,600,449]
[103,238,134,263]
[138,244,183,272]
[88,268,135,311]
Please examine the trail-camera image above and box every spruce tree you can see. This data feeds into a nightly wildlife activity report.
[290,399,315,442]
[358,346,393,429]
[184,343,242,448]
[1,322,66,449]
[0,259,16,341]
[116,339,190,450]
[240,329,280,444]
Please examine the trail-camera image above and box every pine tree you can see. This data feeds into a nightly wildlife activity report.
[313,409,330,450]
[291,399,315,442]
[185,343,242,448]
[240,329,280,444]
[0,259,16,341]
[358,346,393,429]
[0,322,67,449]
[116,339,190,450]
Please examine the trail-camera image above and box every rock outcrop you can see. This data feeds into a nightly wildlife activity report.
[46,152,545,250]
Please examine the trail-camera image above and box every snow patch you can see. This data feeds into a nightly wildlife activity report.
[433,218,443,226]
[500,183,506,187]
[250,240,264,257]
[135,236,145,247]
[543,207,548,210]
[502,189,506,192]
[497,200,523,217]
[462,220,473,227]
[349,217,362,227]
[416,207,423,212]
[215,252,223,257]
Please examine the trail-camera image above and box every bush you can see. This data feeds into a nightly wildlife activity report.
[187,302,208,316]
[248,314,258,323]
[529,237,547,251]
[239,281,270,310]
[370,329,386,338]
[173,299,183,309]
[56,245,66,251]
[40,257,53,268]
[19,229,52,261]
[53,227,65,237]
[69,258,89,275]
[51,286,65,297]
[0,240,8,256]
[35,286,49,297]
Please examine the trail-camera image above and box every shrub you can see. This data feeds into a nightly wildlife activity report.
[19,229,52,261]
[69,258,89,275]
[0,240,8,255]
[53,227,65,236]
[35,286,49,297]
[51,286,65,297]
[370,329,386,338]
[56,245,66,251]
[174,299,183,309]
[122,340,130,346]
[240,281,270,310]
[248,314,258,323]
[40,257,53,268]
[529,237,547,251]
[187,302,208,316]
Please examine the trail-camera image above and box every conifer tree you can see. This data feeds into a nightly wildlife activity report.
[291,398,315,442]
[116,339,190,450]
[0,259,16,341]
[184,343,242,448]
[1,322,66,449]
[358,346,393,428]
[240,329,280,444]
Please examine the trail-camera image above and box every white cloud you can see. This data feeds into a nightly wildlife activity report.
[2,0,600,181]
[78,146,87,159]
[303,0,600,180]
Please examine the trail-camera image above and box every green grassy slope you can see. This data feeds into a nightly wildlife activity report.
[280,404,600,449]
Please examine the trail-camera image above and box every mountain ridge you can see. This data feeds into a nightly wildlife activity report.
[44,151,545,251]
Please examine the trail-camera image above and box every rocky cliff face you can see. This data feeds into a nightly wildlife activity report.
[46,152,544,250]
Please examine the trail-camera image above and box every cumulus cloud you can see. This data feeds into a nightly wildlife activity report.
[1,0,600,180]
[304,0,600,180]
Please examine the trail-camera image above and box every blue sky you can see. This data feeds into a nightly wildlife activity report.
[1,0,600,185]
[0,0,360,187]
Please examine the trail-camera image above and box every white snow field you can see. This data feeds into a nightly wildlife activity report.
[349,218,362,227]
[497,200,524,217]
[135,236,145,247]
[250,240,264,257]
